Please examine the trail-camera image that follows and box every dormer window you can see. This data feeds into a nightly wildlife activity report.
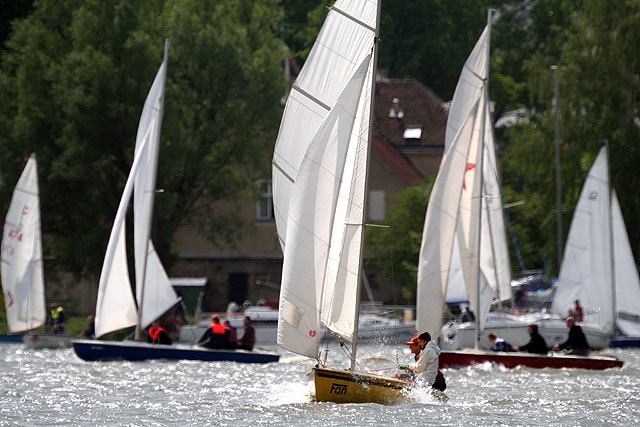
[403,126,422,144]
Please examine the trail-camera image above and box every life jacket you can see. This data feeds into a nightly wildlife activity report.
[210,322,226,335]
[51,307,63,320]
[148,326,166,341]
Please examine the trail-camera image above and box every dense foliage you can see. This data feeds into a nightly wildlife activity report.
[0,0,287,279]
[0,0,638,290]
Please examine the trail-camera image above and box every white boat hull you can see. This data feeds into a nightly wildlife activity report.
[23,333,77,349]
[440,313,610,350]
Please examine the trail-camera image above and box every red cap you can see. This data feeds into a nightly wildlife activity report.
[405,337,419,345]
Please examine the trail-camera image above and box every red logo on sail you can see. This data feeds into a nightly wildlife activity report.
[7,291,13,307]
[463,162,476,190]
[309,330,316,337]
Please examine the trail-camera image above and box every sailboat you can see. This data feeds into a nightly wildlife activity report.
[73,41,278,364]
[1,155,76,349]
[416,11,621,370]
[552,145,640,348]
[273,0,424,404]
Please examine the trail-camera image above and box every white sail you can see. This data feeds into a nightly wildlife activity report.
[1,155,46,333]
[95,43,177,337]
[552,147,640,337]
[551,148,613,331]
[612,192,640,337]
[437,23,511,332]
[272,0,379,251]
[133,45,179,327]
[277,56,372,358]
[94,132,152,338]
[417,98,484,339]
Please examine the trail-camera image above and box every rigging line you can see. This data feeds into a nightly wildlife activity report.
[272,159,295,184]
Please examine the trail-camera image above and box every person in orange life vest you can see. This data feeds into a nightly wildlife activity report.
[147,321,172,345]
[196,316,226,349]
[223,320,238,349]
[238,316,255,351]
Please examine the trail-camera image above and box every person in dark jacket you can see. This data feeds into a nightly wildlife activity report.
[223,320,238,349]
[514,324,548,354]
[238,316,256,351]
[553,317,589,356]
[147,321,172,345]
[197,316,226,349]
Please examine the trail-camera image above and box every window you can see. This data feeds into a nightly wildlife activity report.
[256,179,274,220]
[368,190,386,222]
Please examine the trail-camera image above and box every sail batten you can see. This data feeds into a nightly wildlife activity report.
[272,0,378,252]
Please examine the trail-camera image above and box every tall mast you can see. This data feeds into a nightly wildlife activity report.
[135,39,169,340]
[604,139,616,332]
[551,65,563,271]
[350,0,381,370]
[475,8,492,349]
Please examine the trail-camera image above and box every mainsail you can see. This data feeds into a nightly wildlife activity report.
[94,41,179,338]
[417,15,509,338]
[552,147,640,336]
[1,155,46,333]
[277,56,372,358]
[272,0,379,251]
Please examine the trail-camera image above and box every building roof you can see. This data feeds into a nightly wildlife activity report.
[371,135,424,184]
[374,78,448,148]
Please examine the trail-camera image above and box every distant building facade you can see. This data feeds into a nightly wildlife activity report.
[171,78,449,313]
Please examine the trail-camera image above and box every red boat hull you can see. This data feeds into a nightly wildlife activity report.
[439,349,623,370]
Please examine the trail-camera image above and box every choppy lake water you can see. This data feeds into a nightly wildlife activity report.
[0,342,638,426]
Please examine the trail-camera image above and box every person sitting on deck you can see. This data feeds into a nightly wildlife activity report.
[196,316,226,349]
[147,321,172,345]
[223,320,238,350]
[553,317,589,356]
[238,316,256,351]
[397,336,422,381]
[83,315,96,339]
[487,333,513,352]
[513,324,548,355]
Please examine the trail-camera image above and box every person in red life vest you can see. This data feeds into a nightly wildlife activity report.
[196,316,226,349]
[147,321,172,345]
[570,299,584,322]
[238,316,256,351]
[223,320,238,349]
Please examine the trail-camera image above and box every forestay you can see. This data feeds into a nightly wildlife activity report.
[1,155,46,333]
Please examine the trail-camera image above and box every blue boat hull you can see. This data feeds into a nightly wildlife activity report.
[0,334,23,343]
[73,340,280,363]
[610,337,640,348]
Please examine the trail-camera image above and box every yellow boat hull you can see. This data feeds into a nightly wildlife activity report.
[312,367,414,404]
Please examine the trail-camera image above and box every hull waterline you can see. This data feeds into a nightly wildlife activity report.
[312,367,415,404]
[73,340,280,363]
[439,349,623,370]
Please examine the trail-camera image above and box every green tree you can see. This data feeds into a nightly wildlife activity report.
[0,0,287,280]
[365,182,433,303]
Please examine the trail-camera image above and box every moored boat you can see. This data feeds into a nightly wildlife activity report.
[23,333,78,349]
[439,348,623,370]
[72,340,279,363]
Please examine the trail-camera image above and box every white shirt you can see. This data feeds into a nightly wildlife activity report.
[409,340,440,386]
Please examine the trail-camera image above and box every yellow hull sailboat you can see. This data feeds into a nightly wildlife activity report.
[311,367,414,405]
[272,0,428,405]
